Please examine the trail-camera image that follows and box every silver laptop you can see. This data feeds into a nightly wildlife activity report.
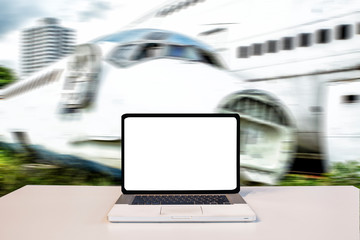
[108,113,256,222]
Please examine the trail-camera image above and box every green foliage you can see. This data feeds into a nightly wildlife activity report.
[279,161,360,188]
[324,161,360,187]
[0,66,16,88]
[0,148,117,197]
[0,147,359,197]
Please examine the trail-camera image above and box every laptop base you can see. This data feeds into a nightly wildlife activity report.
[108,202,256,222]
[108,194,256,223]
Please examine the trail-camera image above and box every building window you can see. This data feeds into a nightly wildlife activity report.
[316,29,331,44]
[252,43,263,56]
[298,33,312,47]
[266,40,278,53]
[238,46,250,58]
[336,24,353,40]
[282,37,295,50]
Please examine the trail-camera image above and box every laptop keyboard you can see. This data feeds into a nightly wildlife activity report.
[131,195,230,205]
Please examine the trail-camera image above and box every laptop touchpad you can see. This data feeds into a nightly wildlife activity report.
[160,206,203,216]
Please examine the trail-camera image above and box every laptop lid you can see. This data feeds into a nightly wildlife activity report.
[121,113,240,195]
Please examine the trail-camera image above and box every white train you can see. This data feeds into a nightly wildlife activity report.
[6,0,357,184]
[0,28,295,184]
[129,0,360,173]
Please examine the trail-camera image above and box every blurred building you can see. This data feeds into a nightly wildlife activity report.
[20,18,75,77]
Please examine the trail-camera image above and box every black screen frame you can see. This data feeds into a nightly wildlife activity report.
[121,113,240,194]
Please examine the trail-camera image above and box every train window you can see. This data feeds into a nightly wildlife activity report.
[134,43,164,60]
[198,50,219,67]
[336,24,353,40]
[166,45,185,58]
[266,40,278,53]
[316,29,331,43]
[282,37,295,50]
[252,43,263,56]
[165,45,219,66]
[237,46,249,58]
[183,47,201,61]
[342,94,359,104]
[113,44,137,61]
[357,23,360,34]
[298,33,312,47]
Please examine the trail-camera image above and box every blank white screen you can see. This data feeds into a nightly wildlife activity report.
[124,116,237,191]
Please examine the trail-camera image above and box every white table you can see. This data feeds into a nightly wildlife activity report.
[0,185,358,240]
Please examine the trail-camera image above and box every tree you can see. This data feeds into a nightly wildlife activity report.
[0,66,16,88]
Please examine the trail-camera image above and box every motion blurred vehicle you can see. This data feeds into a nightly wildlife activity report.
[130,0,360,175]
[0,29,295,184]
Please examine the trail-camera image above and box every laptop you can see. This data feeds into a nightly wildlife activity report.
[108,113,256,222]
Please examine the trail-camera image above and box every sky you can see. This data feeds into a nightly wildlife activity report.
[1,0,358,76]
[0,0,169,74]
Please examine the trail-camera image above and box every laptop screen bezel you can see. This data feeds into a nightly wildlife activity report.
[121,113,240,194]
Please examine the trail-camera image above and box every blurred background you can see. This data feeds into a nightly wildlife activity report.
[1,0,360,197]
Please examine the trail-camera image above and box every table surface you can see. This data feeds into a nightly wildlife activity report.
[0,185,358,240]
